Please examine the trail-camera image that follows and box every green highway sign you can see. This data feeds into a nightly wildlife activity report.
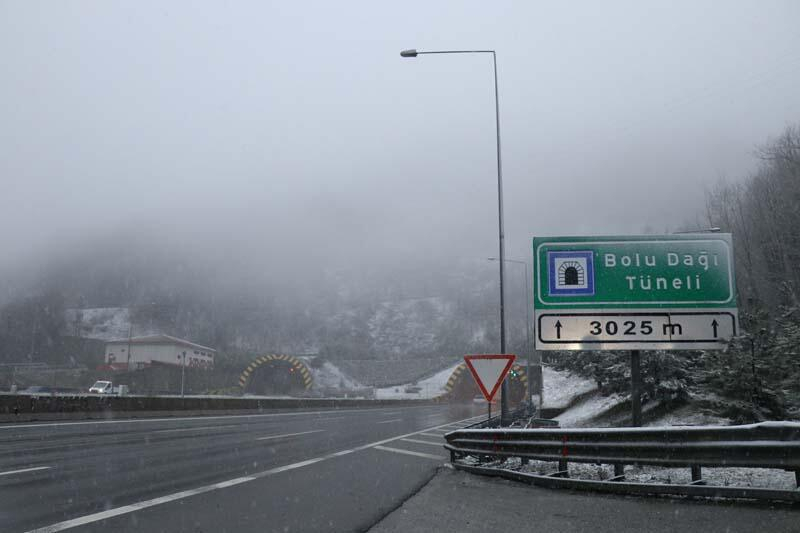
[532,234,738,350]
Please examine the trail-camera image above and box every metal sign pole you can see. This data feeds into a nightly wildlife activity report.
[630,350,642,427]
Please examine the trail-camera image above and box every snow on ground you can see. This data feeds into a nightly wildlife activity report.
[622,465,797,489]
[374,362,459,400]
[372,364,600,402]
[645,403,730,427]
[555,392,624,427]
[308,361,362,390]
[542,367,597,409]
[492,458,797,491]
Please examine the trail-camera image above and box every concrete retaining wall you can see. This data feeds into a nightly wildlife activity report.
[0,394,441,423]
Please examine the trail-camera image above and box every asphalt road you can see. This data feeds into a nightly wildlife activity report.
[1,403,485,532]
[371,467,800,533]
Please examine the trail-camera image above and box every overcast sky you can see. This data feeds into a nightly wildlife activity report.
[1,1,799,286]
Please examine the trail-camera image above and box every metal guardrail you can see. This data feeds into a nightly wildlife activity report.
[444,422,800,501]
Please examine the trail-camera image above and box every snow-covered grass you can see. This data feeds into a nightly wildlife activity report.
[622,465,797,490]
[374,362,458,399]
[487,458,797,491]
[542,367,597,409]
[645,403,730,427]
[555,392,624,427]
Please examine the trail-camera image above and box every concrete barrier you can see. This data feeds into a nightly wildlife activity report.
[0,393,442,423]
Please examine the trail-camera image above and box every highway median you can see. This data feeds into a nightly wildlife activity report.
[0,393,444,423]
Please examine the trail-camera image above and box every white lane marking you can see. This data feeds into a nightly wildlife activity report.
[256,430,325,441]
[24,476,255,533]
[400,438,443,447]
[418,432,446,438]
[154,425,237,434]
[373,445,445,461]
[380,411,402,416]
[376,418,403,424]
[2,405,435,431]
[25,413,483,533]
[0,466,51,477]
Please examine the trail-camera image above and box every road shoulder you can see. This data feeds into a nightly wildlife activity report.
[368,467,800,533]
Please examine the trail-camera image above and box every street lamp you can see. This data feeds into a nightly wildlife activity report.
[180,350,186,398]
[401,48,510,425]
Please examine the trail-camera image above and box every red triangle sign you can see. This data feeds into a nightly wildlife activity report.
[463,354,516,402]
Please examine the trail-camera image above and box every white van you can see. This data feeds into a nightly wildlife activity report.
[89,380,113,394]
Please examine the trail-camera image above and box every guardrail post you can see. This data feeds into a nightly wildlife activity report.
[630,350,643,427]
[691,465,703,484]
[613,464,625,481]
[795,470,799,489]
[558,459,569,478]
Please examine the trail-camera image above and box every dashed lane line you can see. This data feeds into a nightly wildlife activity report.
[154,425,239,434]
[25,414,484,533]
[376,418,403,424]
[256,430,325,441]
[400,438,444,447]
[0,466,51,477]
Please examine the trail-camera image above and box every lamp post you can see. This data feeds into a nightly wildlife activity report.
[401,48,510,425]
[180,350,186,398]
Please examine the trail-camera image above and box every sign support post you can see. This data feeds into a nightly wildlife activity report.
[630,350,642,427]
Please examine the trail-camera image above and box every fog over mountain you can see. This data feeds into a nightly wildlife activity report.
[1,1,798,359]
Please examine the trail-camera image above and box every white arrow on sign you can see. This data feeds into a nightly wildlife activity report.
[463,354,516,402]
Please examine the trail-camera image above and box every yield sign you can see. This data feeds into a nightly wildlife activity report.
[463,354,516,402]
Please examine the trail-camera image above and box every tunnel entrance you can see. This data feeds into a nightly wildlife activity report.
[246,360,306,395]
[444,363,527,405]
[239,355,313,396]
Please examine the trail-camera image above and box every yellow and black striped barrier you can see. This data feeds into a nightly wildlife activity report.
[442,362,527,396]
[238,354,313,391]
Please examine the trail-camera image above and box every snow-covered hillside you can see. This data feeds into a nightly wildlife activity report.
[542,367,597,409]
[374,362,460,399]
[63,307,131,341]
[368,297,451,356]
[307,360,362,391]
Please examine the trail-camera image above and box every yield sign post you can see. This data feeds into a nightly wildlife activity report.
[464,354,516,422]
